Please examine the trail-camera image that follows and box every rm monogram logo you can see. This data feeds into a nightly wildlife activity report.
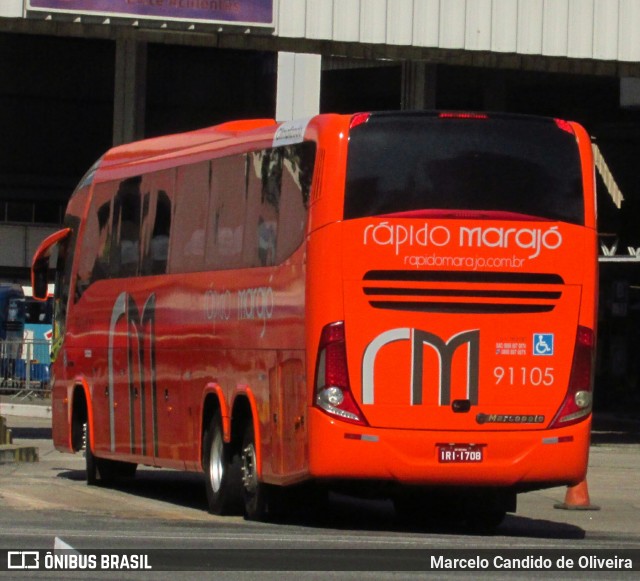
[362,328,480,406]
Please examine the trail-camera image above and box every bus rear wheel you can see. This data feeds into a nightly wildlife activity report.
[465,506,507,533]
[240,422,271,521]
[203,411,242,515]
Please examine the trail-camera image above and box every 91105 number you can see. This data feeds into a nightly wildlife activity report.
[494,366,554,386]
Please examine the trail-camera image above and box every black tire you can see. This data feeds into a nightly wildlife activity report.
[463,489,511,533]
[84,421,137,485]
[203,411,242,515]
[98,458,137,482]
[241,422,271,521]
[394,488,507,533]
[465,507,506,533]
[84,422,99,486]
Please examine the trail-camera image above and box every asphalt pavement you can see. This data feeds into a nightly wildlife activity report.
[2,395,640,541]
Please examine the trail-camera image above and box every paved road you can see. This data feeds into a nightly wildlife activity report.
[0,412,639,579]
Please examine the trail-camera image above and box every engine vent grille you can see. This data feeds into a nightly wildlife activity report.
[362,270,564,314]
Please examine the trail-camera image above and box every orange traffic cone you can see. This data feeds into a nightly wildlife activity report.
[554,478,600,510]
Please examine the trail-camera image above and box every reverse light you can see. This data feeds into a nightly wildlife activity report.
[314,322,367,426]
[548,326,595,429]
[319,386,344,407]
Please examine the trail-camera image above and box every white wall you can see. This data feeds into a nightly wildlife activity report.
[275,0,640,63]
[276,52,321,121]
[0,0,23,18]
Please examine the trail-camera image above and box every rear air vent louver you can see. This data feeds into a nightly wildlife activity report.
[363,270,564,314]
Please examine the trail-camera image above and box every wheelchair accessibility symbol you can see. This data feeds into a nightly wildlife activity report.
[533,333,554,356]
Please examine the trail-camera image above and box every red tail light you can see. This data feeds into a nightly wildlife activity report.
[350,113,371,129]
[554,118,575,135]
[548,326,595,429]
[438,112,489,120]
[314,322,367,426]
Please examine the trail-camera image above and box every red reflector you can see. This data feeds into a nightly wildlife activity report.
[554,118,575,135]
[543,435,575,444]
[439,112,489,120]
[350,112,371,129]
[344,433,379,442]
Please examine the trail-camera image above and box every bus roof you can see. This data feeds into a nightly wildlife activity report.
[100,119,278,171]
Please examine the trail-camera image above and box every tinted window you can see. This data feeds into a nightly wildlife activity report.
[345,114,584,224]
[207,154,247,270]
[206,142,315,271]
[141,171,173,276]
[245,149,281,267]
[277,143,315,263]
[170,163,208,274]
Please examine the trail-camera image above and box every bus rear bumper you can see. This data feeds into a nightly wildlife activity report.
[308,409,591,489]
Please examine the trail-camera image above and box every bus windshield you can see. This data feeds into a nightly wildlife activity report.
[344,113,584,224]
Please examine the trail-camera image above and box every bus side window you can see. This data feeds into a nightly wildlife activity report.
[148,191,172,275]
[113,176,142,278]
[140,170,174,276]
[276,143,315,263]
[207,155,247,271]
[73,183,112,300]
[245,149,281,268]
[168,163,209,274]
[90,199,113,284]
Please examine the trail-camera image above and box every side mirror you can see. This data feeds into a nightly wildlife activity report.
[32,254,50,300]
[31,228,72,300]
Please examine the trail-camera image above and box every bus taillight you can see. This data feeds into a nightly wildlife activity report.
[350,113,371,129]
[554,118,575,135]
[548,326,595,429]
[438,112,489,120]
[314,321,368,426]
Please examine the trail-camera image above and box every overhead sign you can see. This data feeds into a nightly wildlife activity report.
[27,0,274,27]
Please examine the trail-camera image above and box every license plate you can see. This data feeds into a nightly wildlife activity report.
[437,443,484,463]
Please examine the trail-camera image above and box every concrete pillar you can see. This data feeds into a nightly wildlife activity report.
[402,62,437,110]
[113,38,147,146]
[276,52,321,121]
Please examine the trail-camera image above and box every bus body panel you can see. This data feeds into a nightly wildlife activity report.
[339,219,594,432]
[60,250,306,473]
[306,111,597,493]
[308,407,590,487]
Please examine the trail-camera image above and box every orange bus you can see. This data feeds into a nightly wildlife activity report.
[32,111,597,528]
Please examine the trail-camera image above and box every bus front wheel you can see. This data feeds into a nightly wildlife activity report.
[83,421,136,485]
[83,422,98,486]
[203,411,242,515]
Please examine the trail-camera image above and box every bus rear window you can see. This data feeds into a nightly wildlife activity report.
[344,113,584,224]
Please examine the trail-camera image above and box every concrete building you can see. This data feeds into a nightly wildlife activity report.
[1,0,639,406]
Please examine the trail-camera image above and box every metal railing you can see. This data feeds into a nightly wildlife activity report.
[0,339,51,399]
